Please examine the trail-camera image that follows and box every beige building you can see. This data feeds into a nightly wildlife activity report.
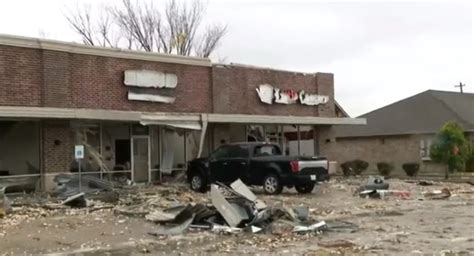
[322,90,474,176]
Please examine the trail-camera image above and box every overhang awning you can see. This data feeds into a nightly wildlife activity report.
[140,120,201,130]
[207,113,366,125]
[0,106,366,126]
[140,113,202,130]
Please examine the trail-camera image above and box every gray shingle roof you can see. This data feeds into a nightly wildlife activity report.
[335,90,474,138]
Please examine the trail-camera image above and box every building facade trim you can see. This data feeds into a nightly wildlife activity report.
[0,106,366,125]
[0,34,212,67]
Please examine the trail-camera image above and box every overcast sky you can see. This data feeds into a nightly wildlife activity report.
[0,0,472,116]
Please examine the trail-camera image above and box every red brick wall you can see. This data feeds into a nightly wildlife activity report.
[0,44,212,113]
[0,46,42,106]
[42,121,73,174]
[212,65,335,117]
[69,54,212,113]
[43,50,72,108]
[0,45,335,117]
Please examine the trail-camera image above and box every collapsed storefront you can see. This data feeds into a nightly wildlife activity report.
[0,34,365,192]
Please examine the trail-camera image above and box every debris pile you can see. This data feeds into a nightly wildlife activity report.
[53,174,115,200]
[124,179,330,236]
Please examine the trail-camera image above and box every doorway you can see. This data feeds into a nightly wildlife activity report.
[115,139,131,166]
[132,136,150,183]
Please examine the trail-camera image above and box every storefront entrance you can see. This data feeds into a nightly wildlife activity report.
[132,136,150,183]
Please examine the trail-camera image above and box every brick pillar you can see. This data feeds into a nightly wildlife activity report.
[41,120,73,191]
[316,73,335,117]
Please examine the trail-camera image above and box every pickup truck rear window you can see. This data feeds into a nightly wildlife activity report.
[212,145,249,159]
[254,145,281,156]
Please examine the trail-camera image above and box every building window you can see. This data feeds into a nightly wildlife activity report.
[420,139,432,161]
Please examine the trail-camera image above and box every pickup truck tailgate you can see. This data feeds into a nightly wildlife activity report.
[296,159,329,182]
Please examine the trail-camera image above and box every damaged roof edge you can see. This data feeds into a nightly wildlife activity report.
[0,34,212,67]
[0,106,366,126]
[213,63,321,76]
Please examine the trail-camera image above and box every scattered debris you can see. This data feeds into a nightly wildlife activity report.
[62,192,87,208]
[324,220,359,233]
[145,207,185,223]
[53,174,114,200]
[318,239,356,248]
[355,176,389,195]
[3,177,474,255]
[293,221,327,233]
[211,224,242,234]
[293,206,309,221]
[0,187,12,217]
[148,213,195,236]
[423,188,451,200]
[417,181,434,186]
[250,225,263,233]
[359,188,410,200]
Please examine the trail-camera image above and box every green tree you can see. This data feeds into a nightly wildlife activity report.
[430,121,469,179]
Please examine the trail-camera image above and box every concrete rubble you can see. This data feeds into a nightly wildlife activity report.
[1,177,474,255]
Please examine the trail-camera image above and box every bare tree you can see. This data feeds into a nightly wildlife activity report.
[65,0,227,57]
[196,24,227,58]
[65,4,119,48]
[65,4,96,46]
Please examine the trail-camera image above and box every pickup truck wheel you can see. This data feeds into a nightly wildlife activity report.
[263,174,283,195]
[190,173,206,193]
[295,183,315,194]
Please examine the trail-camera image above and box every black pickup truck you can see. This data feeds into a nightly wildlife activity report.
[186,142,329,195]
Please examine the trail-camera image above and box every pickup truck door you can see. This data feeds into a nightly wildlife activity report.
[227,145,250,183]
[209,145,232,183]
[209,145,249,184]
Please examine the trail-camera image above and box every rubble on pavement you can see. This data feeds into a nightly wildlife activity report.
[0,187,12,218]
[2,176,474,255]
[422,188,451,200]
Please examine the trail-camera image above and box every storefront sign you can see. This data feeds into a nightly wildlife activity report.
[124,70,177,103]
[299,90,329,106]
[256,84,328,106]
[124,70,178,88]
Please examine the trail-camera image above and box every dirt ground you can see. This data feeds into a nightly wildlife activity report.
[1,177,473,255]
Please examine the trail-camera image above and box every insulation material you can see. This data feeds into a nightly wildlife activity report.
[160,129,175,174]
[186,131,200,160]
[128,92,175,104]
[124,70,178,88]
[75,128,110,173]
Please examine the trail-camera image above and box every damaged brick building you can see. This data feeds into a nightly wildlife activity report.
[0,34,365,191]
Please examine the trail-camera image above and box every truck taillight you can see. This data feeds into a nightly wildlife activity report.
[290,161,299,173]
